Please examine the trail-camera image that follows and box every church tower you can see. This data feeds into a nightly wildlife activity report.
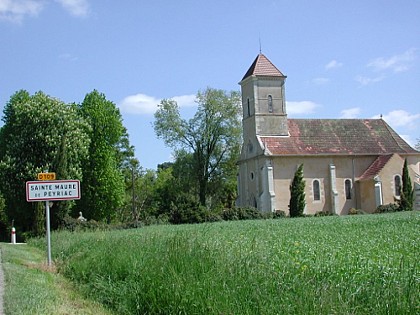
[237,53,287,211]
[239,53,288,140]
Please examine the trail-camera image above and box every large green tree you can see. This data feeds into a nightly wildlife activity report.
[76,90,126,222]
[289,164,306,217]
[154,88,241,207]
[398,158,414,211]
[0,90,90,235]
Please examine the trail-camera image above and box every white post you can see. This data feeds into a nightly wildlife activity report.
[329,164,339,215]
[45,201,52,266]
[11,227,16,244]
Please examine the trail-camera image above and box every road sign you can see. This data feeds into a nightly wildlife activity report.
[26,180,81,202]
[38,172,56,180]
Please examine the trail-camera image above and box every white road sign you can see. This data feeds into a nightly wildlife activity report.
[26,180,81,202]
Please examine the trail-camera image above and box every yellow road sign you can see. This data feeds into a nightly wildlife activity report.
[38,172,56,181]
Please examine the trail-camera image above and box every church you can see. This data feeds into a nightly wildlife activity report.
[237,53,420,215]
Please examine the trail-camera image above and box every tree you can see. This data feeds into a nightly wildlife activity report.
[154,88,241,207]
[0,90,90,236]
[76,90,126,222]
[415,138,420,151]
[398,158,414,211]
[289,164,306,217]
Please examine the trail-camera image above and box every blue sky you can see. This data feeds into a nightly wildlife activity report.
[1,0,419,170]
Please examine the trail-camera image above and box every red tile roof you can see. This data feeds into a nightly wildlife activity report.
[358,154,394,181]
[260,119,418,155]
[242,54,286,80]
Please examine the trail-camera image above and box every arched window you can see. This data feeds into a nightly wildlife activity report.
[313,179,320,201]
[268,95,273,113]
[247,98,251,117]
[345,179,352,200]
[394,175,401,196]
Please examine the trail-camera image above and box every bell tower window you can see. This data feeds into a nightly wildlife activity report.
[268,95,273,113]
[247,98,251,117]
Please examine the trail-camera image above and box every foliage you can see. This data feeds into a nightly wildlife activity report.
[169,193,209,224]
[29,212,420,315]
[398,158,414,211]
[221,206,265,221]
[375,203,400,213]
[314,210,337,217]
[348,208,367,215]
[289,164,306,217]
[76,90,126,222]
[154,88,242,207]
[0,90,90,236]
[0,193,7,241]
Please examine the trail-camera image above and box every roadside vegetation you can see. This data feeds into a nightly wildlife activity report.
[26,211,419,315]
[1,243,113,315]
[0,88,242,241]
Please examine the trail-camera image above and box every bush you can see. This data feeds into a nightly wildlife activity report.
[375,203,399,214]
[221,206,260,221]
[348,208,367,215]
[169,193,210,224]
[314,211,336,217]
[62,215,109,232]
[221,207,287,221]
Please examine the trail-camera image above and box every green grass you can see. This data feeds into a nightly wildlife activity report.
[28,212,419,314]
[1,243,114,315]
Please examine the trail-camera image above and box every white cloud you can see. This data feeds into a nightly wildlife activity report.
[312,77,329,85]
[340,107,361,119]
[286,101,319,115]
[55,0,89,17]
[0,0,44,23]
[372,110,420,128]
[172,94,197,108]
[367,48,417,73]
[118,93,196,115]
[325,60,343,70]
[355,75,385,86]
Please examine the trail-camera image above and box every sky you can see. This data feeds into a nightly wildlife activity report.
[1,0,419,170]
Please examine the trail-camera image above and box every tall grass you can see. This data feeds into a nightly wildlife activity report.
[30,212,419,314]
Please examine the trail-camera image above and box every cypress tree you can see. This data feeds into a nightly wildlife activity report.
[289,164,306,217]
[399,158,414,211]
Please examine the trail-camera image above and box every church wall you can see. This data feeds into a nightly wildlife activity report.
[271,155,381,215]
[238,157,263,209]
[359,180,376,212]
[377,154,405,207]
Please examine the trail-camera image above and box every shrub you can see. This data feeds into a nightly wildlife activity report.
[61,215,109,232]
[314,211,335,217]
[169,193,208,224]
[289,164,306,217]
[375,203,399,214]
[348,208,367,215]
[221,206,261,221]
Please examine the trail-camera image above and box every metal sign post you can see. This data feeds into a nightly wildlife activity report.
[26,174,81,267]
[45,200,52,265]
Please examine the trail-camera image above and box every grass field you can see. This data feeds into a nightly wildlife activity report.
[29,212,419,314]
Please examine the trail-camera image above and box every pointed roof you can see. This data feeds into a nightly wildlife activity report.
[259,119,419,155]
[242,53,286,81]
[358,154,394,181]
